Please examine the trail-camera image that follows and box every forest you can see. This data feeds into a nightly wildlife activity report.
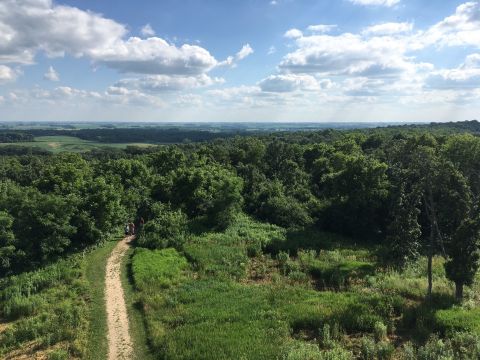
[1,122,480,359]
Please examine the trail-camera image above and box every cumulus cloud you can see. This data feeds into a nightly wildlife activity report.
[0,65,16,82]
[92,37,218,75]
[362,22,413,35]
[0,0,126,64]
[43,66,59,81]
[307,24,337,33]
[279,33,420,77]
[115,74,223,93]
[421,2,480,48]
[0,0,236,78]
[425,53,480,90]
[349,0,400,7]
[141,24,155,37]
[284,28,303,39]
[258,74,321,92]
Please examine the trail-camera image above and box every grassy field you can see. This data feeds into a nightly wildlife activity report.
[0,236,127,360]
[0,136,157,153]
[130,215,480,359]
[121,247,155,360]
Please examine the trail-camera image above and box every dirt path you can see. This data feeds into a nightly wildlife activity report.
[105,236,134,360]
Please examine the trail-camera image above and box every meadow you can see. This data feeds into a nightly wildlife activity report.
[0,136,156,153]
[131,215,480,359]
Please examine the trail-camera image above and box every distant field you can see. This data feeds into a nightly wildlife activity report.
[0,136,157,153]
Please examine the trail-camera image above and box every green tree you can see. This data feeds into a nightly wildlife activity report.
[0,211,19,275]
[137,203,188,249]
[445,218,480,301]
[155,163,243,229]
[386,185,421,268]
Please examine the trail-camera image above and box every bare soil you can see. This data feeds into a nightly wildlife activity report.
[105,236,134,360]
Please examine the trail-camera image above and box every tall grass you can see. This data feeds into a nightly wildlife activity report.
[0,257,88,358]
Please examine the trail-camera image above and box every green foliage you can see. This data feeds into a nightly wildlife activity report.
[436,307,480,335]
[132,248,189,292]
[136,204,188,249]
[281,341,353,360]
[297,249,375,289]
[444,218,480,300]
[155,162,243,229]
[0,256,88,358]
[184,215,284,280]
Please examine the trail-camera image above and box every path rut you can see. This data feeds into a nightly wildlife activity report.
[105,236,134,360]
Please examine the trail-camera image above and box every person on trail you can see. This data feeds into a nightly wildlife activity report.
[130,222,136,236]
[124,223,129,236]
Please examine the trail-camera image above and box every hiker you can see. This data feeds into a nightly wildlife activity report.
[124,223,129,235]
[129,222,135,236]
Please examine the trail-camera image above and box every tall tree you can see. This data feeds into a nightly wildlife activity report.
[445,218,480,301]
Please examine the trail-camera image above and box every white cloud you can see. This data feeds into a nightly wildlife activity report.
[258,74,321,92]
[421,2,480,48]
[43,66,59,81]
[279,33,419,77]
[349,0,400,7]
[218,44,254,67]
[0,0,235,78]
[307,24,337,33]
[362,22,413,35]
[5,84,164,108]
[236,44,254,60]
[115,74,223,93]
[0,0,126,64]
[425,53,480,90]
[268,46,276,55]
[141,24,155,37]
[92,37,218,75]
[0,65,16,82]
[284,28,303,39]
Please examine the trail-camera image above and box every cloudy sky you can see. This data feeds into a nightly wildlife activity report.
[1,0,480,122]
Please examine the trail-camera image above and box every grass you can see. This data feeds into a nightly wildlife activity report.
[130,215,480,359]
[0,234,149,360]
[0,136,156,153]
[121,248,155,360]
[436,307,480,335]
[132,248,189,292]
[0,256,89,358]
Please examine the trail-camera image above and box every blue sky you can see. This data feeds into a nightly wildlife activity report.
[0,0,480,122]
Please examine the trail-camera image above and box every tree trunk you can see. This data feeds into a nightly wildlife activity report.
[455,282,464,302]
[427,252,433,298]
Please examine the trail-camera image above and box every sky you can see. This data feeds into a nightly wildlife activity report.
[0,0,480,122]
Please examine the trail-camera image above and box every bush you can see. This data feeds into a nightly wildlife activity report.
[374,321,388,342]
[136,204,188,250]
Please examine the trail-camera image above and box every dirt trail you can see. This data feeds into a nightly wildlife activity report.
[105,236,134,360]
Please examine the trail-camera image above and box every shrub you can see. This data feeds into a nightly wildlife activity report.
[374,321,388,342]
[136,204,188,250]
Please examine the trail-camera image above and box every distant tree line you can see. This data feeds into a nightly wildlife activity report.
[0,132,34,143]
